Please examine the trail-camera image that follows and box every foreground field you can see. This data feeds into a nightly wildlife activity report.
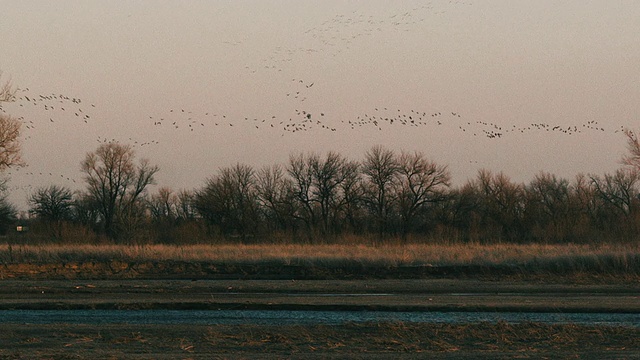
[1,279,638,359]
[1,243,639,358]
[1,322,638,359]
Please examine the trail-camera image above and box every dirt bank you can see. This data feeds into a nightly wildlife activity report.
[2,260,637,282]
[0,261,520,280]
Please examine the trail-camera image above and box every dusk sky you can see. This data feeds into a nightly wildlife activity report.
[1,1,639,211]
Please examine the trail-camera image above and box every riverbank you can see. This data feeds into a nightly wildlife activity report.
[2,260,640,285]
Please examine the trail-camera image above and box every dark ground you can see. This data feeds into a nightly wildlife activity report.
[1,322,639,359]
[1,278,639,313]
[1,262,639,359]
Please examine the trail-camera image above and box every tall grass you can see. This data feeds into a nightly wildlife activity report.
[1,242,638,274]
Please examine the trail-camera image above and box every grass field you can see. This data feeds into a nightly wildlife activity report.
[1,242,638,277]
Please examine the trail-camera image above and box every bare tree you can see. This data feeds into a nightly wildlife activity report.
[336,159,363,234]
[28,185,74,240]
[361,145,399,237]
[622,129,640,170]
[255,164,296,232]
[195,174,226,234]
[571,173,599,219]
[310,151,352,236]
[148,186,177,221]
[0,72,23,170]
[286,151,358,239]
[436,182,482,242]
[287,152,317,234]
[70,191,101,229]
[81,143,159,240]
[175,189,196,221]
[591,168,640,218]
[0,71,16,103]
[225,163,259,238]
[0,72,23,234]
[525,172,571,241]
[589,168,640,239]
[0,178,16,234]
[567,173,608,241]
[145,187,200,244]
[527,172,570,218]
[29,185,73,219]
[472,169,526,241]
[395,151,451,238]
[0,115,23,171]
[194,163,258,239]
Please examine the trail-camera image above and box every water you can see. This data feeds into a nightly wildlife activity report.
[2,310,638,327]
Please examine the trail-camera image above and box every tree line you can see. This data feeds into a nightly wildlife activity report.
[12,136,640,245]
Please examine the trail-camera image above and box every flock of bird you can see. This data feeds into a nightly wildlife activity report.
[4,87,97,142]
[343,107,614,139]
[241,1,475,75]
[7,79,624,152]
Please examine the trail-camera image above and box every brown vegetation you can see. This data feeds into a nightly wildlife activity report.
[0,321,637,359]
[1,242,638,281]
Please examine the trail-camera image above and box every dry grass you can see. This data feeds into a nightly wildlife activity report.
[1,242,638,274]
[1,322,637,358]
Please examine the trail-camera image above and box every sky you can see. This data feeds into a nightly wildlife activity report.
[1,0,639,212]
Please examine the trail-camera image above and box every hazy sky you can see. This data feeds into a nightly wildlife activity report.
[1,1,639,211]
